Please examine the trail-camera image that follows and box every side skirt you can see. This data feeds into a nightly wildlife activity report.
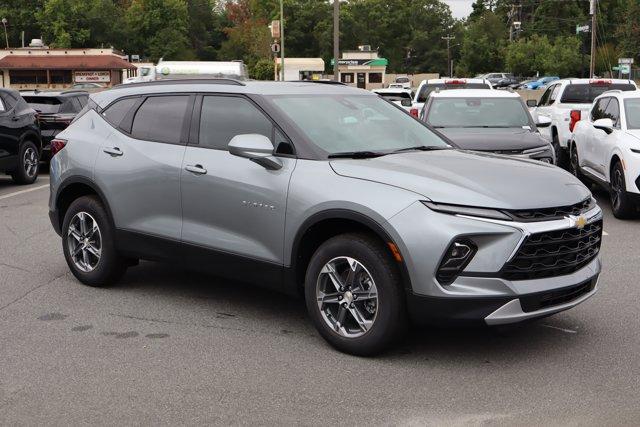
[115,229,299,296]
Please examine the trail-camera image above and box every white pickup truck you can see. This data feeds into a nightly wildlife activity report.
[528,78,637,168]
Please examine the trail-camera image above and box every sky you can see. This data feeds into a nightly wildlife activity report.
[443,0,474,19]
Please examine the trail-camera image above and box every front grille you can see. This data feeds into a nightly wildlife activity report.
[520,279,596,313]
[501,220,602,280]
[490,149,524,155]
[509,198,593,222]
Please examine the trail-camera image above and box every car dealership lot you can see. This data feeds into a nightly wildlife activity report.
[1,175,639,425]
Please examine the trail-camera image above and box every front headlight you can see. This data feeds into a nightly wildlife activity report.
[422,201,512,221]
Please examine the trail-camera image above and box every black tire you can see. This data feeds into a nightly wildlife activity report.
[11,140,39,185]
[62,195,127,286]
[569,142,588,185]
[304,233,407,356]
[610,161,636,219]
[552,132,568,169]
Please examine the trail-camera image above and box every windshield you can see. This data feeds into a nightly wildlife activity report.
[625,99,640,130]
[416,83,490,103]
[396,77,409,83]
[426,97,531,128]
[561,83,636,103]
[376,92,412,102]
[268,94,449,155]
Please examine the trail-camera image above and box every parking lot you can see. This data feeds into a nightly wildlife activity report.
[0,172,638,425]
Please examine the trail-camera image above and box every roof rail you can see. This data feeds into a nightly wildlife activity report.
[112,78,247,89]
[287,80,346,85]
[59,89,89,95]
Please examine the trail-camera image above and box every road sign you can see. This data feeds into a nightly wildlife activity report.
[619,58,634,65]
[271,43,281,54]
[620,64,631,74]
[576,23,590,34]
[270,20,281,39]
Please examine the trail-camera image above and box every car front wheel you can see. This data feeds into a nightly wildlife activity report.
[610,161,636,219]
[11,140,39,185]
[305,233,407,356]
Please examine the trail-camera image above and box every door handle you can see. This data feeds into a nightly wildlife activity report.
[103,147,123,157]
[185,164,207,175]
[11,116,19,122]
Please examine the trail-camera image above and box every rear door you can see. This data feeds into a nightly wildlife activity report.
[180,94,296,281]
[593,97,621,176]
[93,94,191,248]
[583,97,610,173]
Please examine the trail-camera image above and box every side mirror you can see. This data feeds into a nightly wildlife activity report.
[228,134,282,170]
[526,99,537,108]
[401,98,412,107]
[593,118,614,134]
[536,116,552,128]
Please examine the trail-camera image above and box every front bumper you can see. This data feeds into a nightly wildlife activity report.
[388,201,603,325]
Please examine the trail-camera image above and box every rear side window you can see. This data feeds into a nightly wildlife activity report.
[561,84,636,104]
[131,96,190,144]
[102,97,138,128]
[23,96,62,113]
[198,96,273,150]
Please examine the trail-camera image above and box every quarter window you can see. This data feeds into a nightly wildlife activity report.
[102,97,139,128]
[199,96,272,150]
[131,96,190,144]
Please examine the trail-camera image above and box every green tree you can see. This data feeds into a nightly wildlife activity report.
[125,0,193,60]
[251,58,274,80]
[616,0,640,65]
[0,0,44,47]
[541,36,583,76]
[456,11,506,76]
[217,0,271,69]
[505,35,552,76]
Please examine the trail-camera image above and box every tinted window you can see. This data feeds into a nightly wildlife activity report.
[538,86,552,106]
[23,96,62,113]
[199,96,272,150]
[603,98,620,127]
[131,96,189,144]
[377,92,412,101]
[591,98,610,121]
[561,83,636,104]
[102,97,139,128]
[426,98,530,128]
[549,84,561,104]
[625,99,640,130]
[417,83,490,103]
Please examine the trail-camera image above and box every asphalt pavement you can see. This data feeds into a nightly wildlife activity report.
[1,173,639,425]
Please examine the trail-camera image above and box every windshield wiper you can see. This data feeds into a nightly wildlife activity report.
[328,151,387,159]
[391,145,450,154]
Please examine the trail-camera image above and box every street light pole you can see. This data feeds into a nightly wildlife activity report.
[333,0,339,81]
[280,0,285,81]
[589,0,597,78]
[1,18,8,49]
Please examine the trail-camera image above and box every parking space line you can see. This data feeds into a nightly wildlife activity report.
[0,184,49,200]
[603,231,609,236]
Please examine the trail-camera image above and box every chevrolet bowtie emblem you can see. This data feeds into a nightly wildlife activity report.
[570,215,587,229]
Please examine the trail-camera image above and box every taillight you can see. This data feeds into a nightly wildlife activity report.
[410,108,419,118]
[50,138,67,157]
[569,110,581,132]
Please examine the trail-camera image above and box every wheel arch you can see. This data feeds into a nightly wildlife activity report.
[54,177,115,233]
[609,153,623,182]
[19,129,43,152]
[290,209,412,295]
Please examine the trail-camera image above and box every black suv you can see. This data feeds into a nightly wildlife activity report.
[21,90,88,161]
[0,88,41,184]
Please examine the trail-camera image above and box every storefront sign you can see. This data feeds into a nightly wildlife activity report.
[74,71,111,83]
[334,58,388,67]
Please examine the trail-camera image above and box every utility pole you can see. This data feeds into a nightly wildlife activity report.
[589,0,597,78]
[442,35,455,78]
[1,18,8,49]
[333,0,339,81]
[280,0,285,81]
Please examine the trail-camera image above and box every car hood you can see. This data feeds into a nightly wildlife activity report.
[330,150,590,210]
[437,127,549,151]
[626,130,640,142]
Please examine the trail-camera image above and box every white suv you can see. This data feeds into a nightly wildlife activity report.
[528,79,637,168]
[410,78,492,118]
[570,90,640,218]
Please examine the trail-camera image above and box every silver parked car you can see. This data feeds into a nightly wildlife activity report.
[48,79,602,355]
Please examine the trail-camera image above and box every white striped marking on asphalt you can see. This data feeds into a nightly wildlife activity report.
[0,184,49,200]
[602,231,609,236]
[541,324,577,334]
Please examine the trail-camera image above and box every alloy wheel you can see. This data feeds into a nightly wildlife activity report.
[67,212,102,272]
[23,147,38,177]
[611,168,624,211]
[316,256,378,338]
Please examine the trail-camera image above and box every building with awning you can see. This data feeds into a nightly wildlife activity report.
[331,46,388,90]
[275,57,325,81]
[0,46,136,89]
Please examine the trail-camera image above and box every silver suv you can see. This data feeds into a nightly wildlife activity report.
[48,80,602,355]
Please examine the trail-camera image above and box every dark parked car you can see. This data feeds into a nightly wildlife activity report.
[21,90,88,161]
[0,88,41,184]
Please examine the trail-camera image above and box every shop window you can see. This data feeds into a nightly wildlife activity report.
[9,70,47,85]
[50,70,73,84]
[341,73,354,84]
[368,73,383,83]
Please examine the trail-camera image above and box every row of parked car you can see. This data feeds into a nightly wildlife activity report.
[373,77,640,218]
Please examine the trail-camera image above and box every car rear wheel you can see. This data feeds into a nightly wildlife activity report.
[305,233,407,356]
[552,133,568,169]
[11,141,39,185]
[62,195,127,286]
[610,161,636,219]
[569,143,588,185]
